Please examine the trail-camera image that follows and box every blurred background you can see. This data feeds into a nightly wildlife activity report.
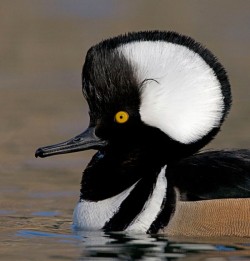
[1,1,250,257]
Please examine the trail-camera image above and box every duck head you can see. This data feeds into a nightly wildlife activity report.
[36,31,231,163]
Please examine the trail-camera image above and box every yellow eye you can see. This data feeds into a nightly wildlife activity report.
[115,111,129,124]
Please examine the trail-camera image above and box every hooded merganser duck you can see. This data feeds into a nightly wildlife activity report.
[35,31,250,236]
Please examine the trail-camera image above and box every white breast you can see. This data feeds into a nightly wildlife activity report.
[73,166,167,232]
[73,181,138,230]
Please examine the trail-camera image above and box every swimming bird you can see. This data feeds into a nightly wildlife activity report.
[35,31,250,236]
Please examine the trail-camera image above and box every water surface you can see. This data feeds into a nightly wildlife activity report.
[1,0,250,260]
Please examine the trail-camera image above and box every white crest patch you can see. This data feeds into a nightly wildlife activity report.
[73,181,138,230]
[126,165,167,233]
[118,41,224,144]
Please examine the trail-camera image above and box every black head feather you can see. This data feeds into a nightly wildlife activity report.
[81,31,231,151]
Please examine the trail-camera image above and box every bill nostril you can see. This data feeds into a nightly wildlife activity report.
[73,137,81,142]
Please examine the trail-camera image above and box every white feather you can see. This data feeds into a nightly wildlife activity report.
[118,41,224,144]
[126,166,167,233]
[73,181,138,230]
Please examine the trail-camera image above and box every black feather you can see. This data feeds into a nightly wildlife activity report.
[168,149,250,200]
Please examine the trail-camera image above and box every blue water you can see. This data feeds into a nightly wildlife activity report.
[14,227,250,260]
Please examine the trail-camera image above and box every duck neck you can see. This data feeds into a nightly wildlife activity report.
[76,145,171,230]
[80,146,167,202]
[77,148,169,232]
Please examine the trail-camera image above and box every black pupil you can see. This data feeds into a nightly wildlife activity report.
[120,115,123,119]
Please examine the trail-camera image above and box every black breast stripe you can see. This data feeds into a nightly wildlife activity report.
[103,174,158,231]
